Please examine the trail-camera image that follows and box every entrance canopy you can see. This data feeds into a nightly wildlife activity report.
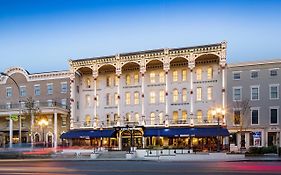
[60,129,116,139]
[144,127,229,137]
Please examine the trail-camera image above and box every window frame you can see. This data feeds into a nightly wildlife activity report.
[269,84,279,100]
[250,107,260,125]
[250,85,260,101]
[269,106,279,125]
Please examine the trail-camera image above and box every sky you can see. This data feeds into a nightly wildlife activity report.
[0,0,281,73]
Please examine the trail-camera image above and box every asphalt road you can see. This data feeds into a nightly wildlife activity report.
[0,160,280,175]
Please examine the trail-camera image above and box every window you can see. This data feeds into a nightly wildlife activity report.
[196,68,202,80]
[134,92,140,105]
[125,92,130,105]
[62,117,67,127]
[251,108,259,125]
[85,115,91,127]
[182,110,187,123]
[86,95,91,107]
[106,76,111,87]
[34,85,40,96]
[270,108,278,124]
[114,93,118,105]
[172,71,178,82]
[182,88,187,102]
[47,83,53,95]
[233,72,241,80]
[125,113,131,122]
[159,72,165,83]
[159,90,165,103]
[233,87,242,101]
[6,87,12,97]
[76,101,79,110]
[173,111,178,124]
[207,67,213,80]
[125,74,131,85]
[173,89,179,103]
[150,72,156,83]
[61,82,67,93]
[20,86,26,97]
[134,73,139,85]
[135,113,140,123]
[47,100,53,107]
[251,86,259,100]
[270,69,278,77]
[196,87,202,101]
[270,84,279,99]
[182,69,187,81]
[250,71,259,79]
[106,93,111,106]
[114,76,118,86]
[106,114,111,126]
[61,99,67,109]
[207,86,213,100]
[207,110,213,123]
[150,91,156,104]
[233,110,241,125]
[150,113,155,125]
[86,78,91,88]
[159,112,163,124]
[197,110,203,123]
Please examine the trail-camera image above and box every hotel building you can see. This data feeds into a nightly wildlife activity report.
[227,60,281,151]
[64,41,229,151]
[0,67,70,148]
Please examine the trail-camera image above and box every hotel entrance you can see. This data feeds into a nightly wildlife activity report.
[121,129,143,151]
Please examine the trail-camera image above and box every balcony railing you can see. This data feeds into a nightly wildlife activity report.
[0,101,69,111]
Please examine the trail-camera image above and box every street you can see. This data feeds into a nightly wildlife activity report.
[0,160,280,175]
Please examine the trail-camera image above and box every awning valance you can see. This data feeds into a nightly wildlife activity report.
[60,129,116,139]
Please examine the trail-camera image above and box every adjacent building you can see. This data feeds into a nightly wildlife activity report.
[0,67,70,148]
[64,42,229,151]
[227,60,281,151]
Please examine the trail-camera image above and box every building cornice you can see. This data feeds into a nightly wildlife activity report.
[228,59,281,68]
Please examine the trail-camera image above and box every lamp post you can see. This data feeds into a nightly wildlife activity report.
[212,107,226,152]
[38,119,48,147]
[1,72,21,148]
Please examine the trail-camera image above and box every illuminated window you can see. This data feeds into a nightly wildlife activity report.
[150,72,156,83]
[134,92,140,105]
[125,113,131,122]
[159,72,165,83]
[159,112,163,124]
[172,70,178,82]
[135,113,140,123]
[173,89,179,103]
[207,110,213,123]
[86,78,91,88]
[196,87,202,101]
[86,95,91,107]
[106,93,111,106]
[150,113,155,125]
[150,91,156,104]
[125,92,131,105]
[197,110,203,123]
[196,68,202,80]
[182,69,187,81]
[182,88,187,102]
[134,73,139,85]
[207,67,213,80]
[114,93,118,105]
[125,74,131,85]
[173,111,178,124]
[85,115,91,127]
[207,86,213,100]
[159,90,165,103]
[182,110,187,123]
[106,76,112,87]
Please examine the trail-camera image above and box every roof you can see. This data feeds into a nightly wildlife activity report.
[228,58,281,68]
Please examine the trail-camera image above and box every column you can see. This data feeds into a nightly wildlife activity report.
[93,72,98,127]
[164,65,170,127]
[31,113,34,148]
[9,114,13,148]
[140,68,146,124]
[54,111,58,148]
[116,71,121,124]
[221,64,226,109]
[70,73,76,129]
[189,62,195,125]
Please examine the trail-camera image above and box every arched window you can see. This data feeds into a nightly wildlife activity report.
[150,112,155,125]
[159,72,165,83]
[85,115,91,127]
[159,112,164,124]
[126,113,131,122]
[182,69,187,81]
[173,111,178,124]
[207,110,213,123]
[86,78,91,88]
[173,89,179,103]
[159,90,165,103]
[182,88,187,102]
[134,73,139,85]
[196,68,202,81]
[135,113,140,123]
[182,110,187,123]
[172,70,178,82]
[150,72,156,83]
[207,67,213,80]
[197,110,203,124]
[125,74,131,85]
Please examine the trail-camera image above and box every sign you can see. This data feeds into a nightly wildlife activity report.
[253,131,261,146]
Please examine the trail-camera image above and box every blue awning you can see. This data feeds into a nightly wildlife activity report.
[60,129,116,139]
[144,127,229,137]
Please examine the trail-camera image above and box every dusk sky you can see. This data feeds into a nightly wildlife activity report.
[0,0,281,73]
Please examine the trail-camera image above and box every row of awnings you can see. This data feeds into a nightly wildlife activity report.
[60,127,229,139]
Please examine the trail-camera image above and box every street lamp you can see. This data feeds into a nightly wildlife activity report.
[212,107,226,152]
[1,72,22,148]
[38,119,48,147]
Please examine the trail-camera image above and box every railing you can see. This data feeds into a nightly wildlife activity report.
[0,101,69,110]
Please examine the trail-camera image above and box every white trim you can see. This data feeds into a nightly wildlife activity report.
[269,84,279,100]
[232,71,242,80]
[269,106,279,125]
[233,86,242,101]
[60,82,68,93]
[250,70,260,79]
[250,85,260,101]
[250,107,260,125]
[269,68,279,77]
